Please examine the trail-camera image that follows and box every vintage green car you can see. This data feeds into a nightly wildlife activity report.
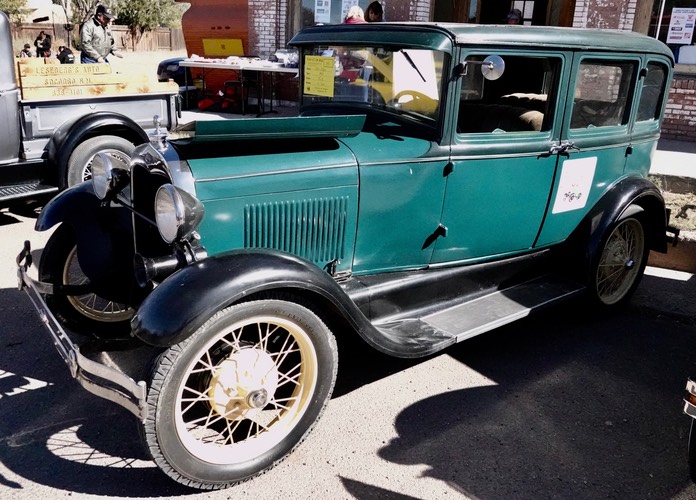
[17,23,676,489]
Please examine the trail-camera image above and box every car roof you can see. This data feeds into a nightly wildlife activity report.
[290,22,674,63]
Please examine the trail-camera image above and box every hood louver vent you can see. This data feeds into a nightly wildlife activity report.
[244,197,348,263]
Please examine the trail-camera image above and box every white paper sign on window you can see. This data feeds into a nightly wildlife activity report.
[342,0,359,19]
[667,8,696,45]
[315,0,332,24]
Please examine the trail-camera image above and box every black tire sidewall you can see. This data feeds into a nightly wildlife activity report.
[66,136,135,188]
[689,420,696,482]
[144,300,338,488]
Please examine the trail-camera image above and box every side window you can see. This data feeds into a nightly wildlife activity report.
[636,62,667,122]
[571,60,636,129]
[457,55,560,135]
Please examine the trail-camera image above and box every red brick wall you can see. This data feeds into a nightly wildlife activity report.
[662,75,696,141]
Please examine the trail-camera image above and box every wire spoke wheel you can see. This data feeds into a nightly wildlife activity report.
[80,148,130,183]
[594,217,646,306]
[142,299,337,489]
[39,224,134,335]
[67,136,134,188]
[176,314,318,463]
[62,245,134,323]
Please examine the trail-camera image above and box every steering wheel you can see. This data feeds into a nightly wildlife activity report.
[388,90,437,115]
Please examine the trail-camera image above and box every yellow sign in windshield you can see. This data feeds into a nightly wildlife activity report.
[304,56,335,97]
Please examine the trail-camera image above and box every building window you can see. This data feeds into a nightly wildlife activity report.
[300,0,375,27]
[511,1,535,24]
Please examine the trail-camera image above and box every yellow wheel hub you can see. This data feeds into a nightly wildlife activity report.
[208,348,279,420]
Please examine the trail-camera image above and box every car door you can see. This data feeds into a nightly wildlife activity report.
[535,53,641,246]
[431,50,570,263]
[624,58,672,179]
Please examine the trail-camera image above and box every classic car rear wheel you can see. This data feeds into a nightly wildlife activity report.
[66,135,134,188]
[140,299,338,489]
[39,224,134,335]
[591,216,647,306]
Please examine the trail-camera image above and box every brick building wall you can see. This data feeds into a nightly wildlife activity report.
[249,0,283,57]
[663,75,696,140]
[573,0,637,30]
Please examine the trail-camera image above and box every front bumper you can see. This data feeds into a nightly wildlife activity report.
[684,378,696,419]
[16,241,147,421]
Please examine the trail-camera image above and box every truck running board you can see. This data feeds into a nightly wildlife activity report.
[374,276,585,357]
[0,183,58,203]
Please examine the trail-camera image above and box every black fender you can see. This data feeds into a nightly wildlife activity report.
[131,249,375,348]
[47,111,148,184]
[564,176,667,274]
[36,181,101,232]
[36,183,137,295]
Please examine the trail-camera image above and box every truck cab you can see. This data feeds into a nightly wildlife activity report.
[0,11,178,206]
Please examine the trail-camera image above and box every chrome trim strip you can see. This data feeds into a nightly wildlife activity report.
[196,163,358,183]
[196,156,451,183]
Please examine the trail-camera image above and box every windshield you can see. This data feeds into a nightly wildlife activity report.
[300,46,447,124]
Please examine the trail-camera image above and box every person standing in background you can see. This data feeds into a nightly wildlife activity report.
[34,31,47,57]
[366,2,384,22]
[506,8,523,24]
[343,5,366,24]
[42,34,53,57]
[80,5,122,63]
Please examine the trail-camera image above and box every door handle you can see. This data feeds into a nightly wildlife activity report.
[548,141,579,156]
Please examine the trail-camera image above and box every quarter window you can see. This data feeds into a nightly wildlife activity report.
[636,62,667,122]
[570,61,636,129]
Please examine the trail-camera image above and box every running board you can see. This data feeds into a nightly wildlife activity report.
[374,276,585,356]
[0,182,58,203]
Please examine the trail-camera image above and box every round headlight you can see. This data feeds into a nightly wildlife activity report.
[91,153,113,200]
[155,184,205,244]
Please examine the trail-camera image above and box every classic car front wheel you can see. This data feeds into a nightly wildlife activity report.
[39,224,134,335]
[140,299,338,489]
[590,216,647,306]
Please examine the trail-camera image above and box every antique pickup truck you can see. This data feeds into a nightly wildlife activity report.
[17,22,675,489]
[0,11,178,206]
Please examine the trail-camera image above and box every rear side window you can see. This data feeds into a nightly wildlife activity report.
[571,60,636,129]
[636,62,668,122]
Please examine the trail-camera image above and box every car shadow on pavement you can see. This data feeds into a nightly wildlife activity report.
[376,293,696,499]
[0,285,193,497]
[1,267,694,496]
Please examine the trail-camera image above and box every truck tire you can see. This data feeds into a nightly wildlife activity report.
[66,136,135,188]
[140,299,338,489]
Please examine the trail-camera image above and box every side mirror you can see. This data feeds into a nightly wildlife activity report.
[481,55,505,80]
[456,55,506,81]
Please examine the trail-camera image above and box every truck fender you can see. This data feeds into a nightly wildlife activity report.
[47,111,148,180]
[131,249,372,348]
[566,176,667,272]
[36,182,135,284]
